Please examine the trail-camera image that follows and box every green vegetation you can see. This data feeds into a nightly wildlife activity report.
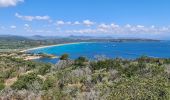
[0,83,5,90]
[59,53,69,60]
[38,64,51,75]
[107,76,168,100]
[75,56,88,66]
[0,53,170,100]
[11,72,43,90]
[42,76,55,90]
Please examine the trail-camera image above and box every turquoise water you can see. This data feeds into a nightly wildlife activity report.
[28,41,170,64]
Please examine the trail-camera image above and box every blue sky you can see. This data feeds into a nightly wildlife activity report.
[0,0,170,39]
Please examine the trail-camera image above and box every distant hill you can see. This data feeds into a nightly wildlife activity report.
[0,35,160,52]
[0,35,31,41]
[28,35,63,40]
[0,35,160,41]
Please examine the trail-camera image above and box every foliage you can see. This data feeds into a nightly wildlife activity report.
[74,56,88,66]
[1,55,170,100]
[38,64,51,75]
[59,54,69,60]
[0,82,5,91]
[107,76,169,100]
[11,73,43,90]
[42,76,55,90]
[90,59,123,71]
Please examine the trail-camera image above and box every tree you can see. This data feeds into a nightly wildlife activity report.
[59,54,69,60]
[75,56,88,66]
[38,64,51,75]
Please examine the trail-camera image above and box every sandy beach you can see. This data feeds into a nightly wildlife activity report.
[20,42,93,52]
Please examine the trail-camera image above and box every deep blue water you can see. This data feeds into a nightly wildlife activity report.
[28,41,170,64]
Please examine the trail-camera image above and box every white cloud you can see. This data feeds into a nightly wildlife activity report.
[110,23,119,28]
[151,25,155,29]
[98,24,110,29]
[56,20,64,25]
[98,23,119,30]
[0,0,24,7]
[66,29,97,34]
[83,20,94,26]
[125,24,131,28]
[15,13,50,21]
[161,27,169,32]
[6,17,170,36]
[35,16,50,20]
[65,23,170,35]
[74,21,81,25]
[56,20,72,26]
[10,25,16,29]
[137,25,145,28]
[55,20,94,26]
[24,24,29,27]
[24,24,33,32]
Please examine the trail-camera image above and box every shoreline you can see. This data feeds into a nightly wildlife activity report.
[20,42,94,52]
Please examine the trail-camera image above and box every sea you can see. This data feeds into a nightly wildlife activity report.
[28,41,170,64]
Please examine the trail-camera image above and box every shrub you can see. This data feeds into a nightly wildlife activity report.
[1,69,15,79]
[11,73,43,90]
[11,79,26,90]
[75,56,88,66]
[38,64,51,75]
[107,76,168,100]
[90,59,122,71]
[60,54,69,60]
[27,62,36,69]
[42,76,55,90]
[0,82,5,90]
[122,63,139,77]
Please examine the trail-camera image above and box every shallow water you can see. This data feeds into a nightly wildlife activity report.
[28,41,170,64]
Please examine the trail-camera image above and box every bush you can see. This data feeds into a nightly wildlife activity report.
[60,54,69,60]
[107,76,168,100]
[90,59,122,71]
[122,63,139,77]
[42,76,55,90]
[0,82,5,90]
[75,56,88,66]
[11,73,43,90]
[0,69,15,79]
[27,62,36,69]
[38,64,51,75]
[11,79,26,90]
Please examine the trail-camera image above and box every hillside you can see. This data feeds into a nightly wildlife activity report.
[0,53,170,99]
[0,35,160,52]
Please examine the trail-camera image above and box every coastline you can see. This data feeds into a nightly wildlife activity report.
[20,42,94,52]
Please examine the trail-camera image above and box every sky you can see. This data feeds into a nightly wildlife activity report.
[0,0,170,39]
